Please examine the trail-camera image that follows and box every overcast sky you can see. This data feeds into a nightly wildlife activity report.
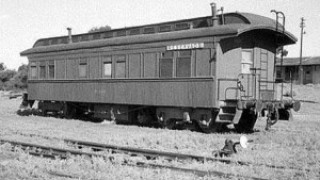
[1,0,319,70]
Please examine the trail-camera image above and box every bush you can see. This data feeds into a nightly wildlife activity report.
[0,64,28,91]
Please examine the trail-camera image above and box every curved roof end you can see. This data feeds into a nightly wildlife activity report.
[238,26,297,46]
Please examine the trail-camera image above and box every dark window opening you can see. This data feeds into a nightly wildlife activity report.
[61,38,68,44]
[51,39,58,45]
[175,23,190,31]
[48,61,55,79]
[143,27,156,34]
[39,65,46,79]
[93,34,101,40]
[159,25,172,32]
[276,70,282,79]
[43,40,49,46]
[160,59,173,78]
[103,32,113,38]
[162,51,174,58]
[179,50,192,57]
[81,35,89,41]
[116,30,127,37]
[160,52,174,78]
[176,50,192,77]
[129,29,141,35]
[193,19,209,28]
[72,36,80,43]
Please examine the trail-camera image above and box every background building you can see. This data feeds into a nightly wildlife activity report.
[276,56,320,84]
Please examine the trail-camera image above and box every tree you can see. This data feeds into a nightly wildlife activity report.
[88,25,111,33]
[0,62,5,71]
[12,64,28,89]
[0,63,28,90]
[0,69,16,83]
[0,69,16,90]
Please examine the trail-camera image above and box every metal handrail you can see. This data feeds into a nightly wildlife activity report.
[217,78,238,101]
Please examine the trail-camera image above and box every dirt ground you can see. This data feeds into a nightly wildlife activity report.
[0,85,320,180]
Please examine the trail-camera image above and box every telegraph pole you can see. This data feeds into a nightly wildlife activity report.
[299,17,305,84]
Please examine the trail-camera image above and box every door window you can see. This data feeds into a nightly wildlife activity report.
[241,50,253,74]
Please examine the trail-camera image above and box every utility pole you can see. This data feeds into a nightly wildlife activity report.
[299,17,305,84]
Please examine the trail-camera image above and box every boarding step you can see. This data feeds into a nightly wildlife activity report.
[221,106,236,114]
[221,99,238,107]
[218,113,234,120]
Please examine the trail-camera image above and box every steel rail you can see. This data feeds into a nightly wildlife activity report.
[3,131,310,172]
[63,138,307,172]
[0,138,267,180]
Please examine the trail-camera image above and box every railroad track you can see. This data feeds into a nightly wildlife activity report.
[2,132,309,172]
[0,138,267,180]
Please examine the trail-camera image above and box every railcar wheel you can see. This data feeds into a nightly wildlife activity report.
[198,122,224,133]
[164,119,177,130]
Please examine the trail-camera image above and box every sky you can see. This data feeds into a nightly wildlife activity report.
[1,0,319,70]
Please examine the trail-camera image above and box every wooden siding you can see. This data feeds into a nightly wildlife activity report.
[128,54,141,78]
[66,58,78,79]
[26,36,219,109]
[144,53,158,78]
[55,59,66,79]
[88,56,100,79]
[28,78,216,108]
[216,32,277,101]
[195,49,211,77]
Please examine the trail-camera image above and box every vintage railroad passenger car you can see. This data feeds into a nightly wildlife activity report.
[21,4,300,132]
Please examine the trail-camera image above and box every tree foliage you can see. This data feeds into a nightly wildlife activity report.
[0,64,28,91]
[0,62,5,71]
[88,25,111,33]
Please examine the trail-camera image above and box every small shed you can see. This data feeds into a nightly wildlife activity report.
[276,56,320,84]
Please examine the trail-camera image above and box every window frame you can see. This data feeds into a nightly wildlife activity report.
[30,63,37,79]
[48,60,55,79]
[159,51,174,78]
[176,50,192,78]
[39,62,46,79]
[102,56,112,78]
[241,49,254,74]
[79,58,87,78]
[115,55,126,79]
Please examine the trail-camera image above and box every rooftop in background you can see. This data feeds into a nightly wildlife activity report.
[276,56,320,66]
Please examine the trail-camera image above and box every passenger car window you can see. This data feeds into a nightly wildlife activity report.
[176,50,191,77]
[102,56,112,78]
[103,62,112,77]
[30,64,37,79]
[39,64,46,79]
[115,55,126,78]
[241,50,253,74]
[48,61,55,79]
[160,52,174,78]
[79,59,87,78]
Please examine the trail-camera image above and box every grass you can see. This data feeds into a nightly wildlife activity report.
[0,84,320,179]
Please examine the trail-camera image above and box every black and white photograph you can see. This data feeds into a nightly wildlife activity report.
[1,0,319,179]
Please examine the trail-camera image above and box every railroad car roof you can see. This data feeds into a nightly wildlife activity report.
[21,12,297,56]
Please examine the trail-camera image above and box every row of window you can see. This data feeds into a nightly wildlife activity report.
[36,18,212,47]
[30,50,194,80]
